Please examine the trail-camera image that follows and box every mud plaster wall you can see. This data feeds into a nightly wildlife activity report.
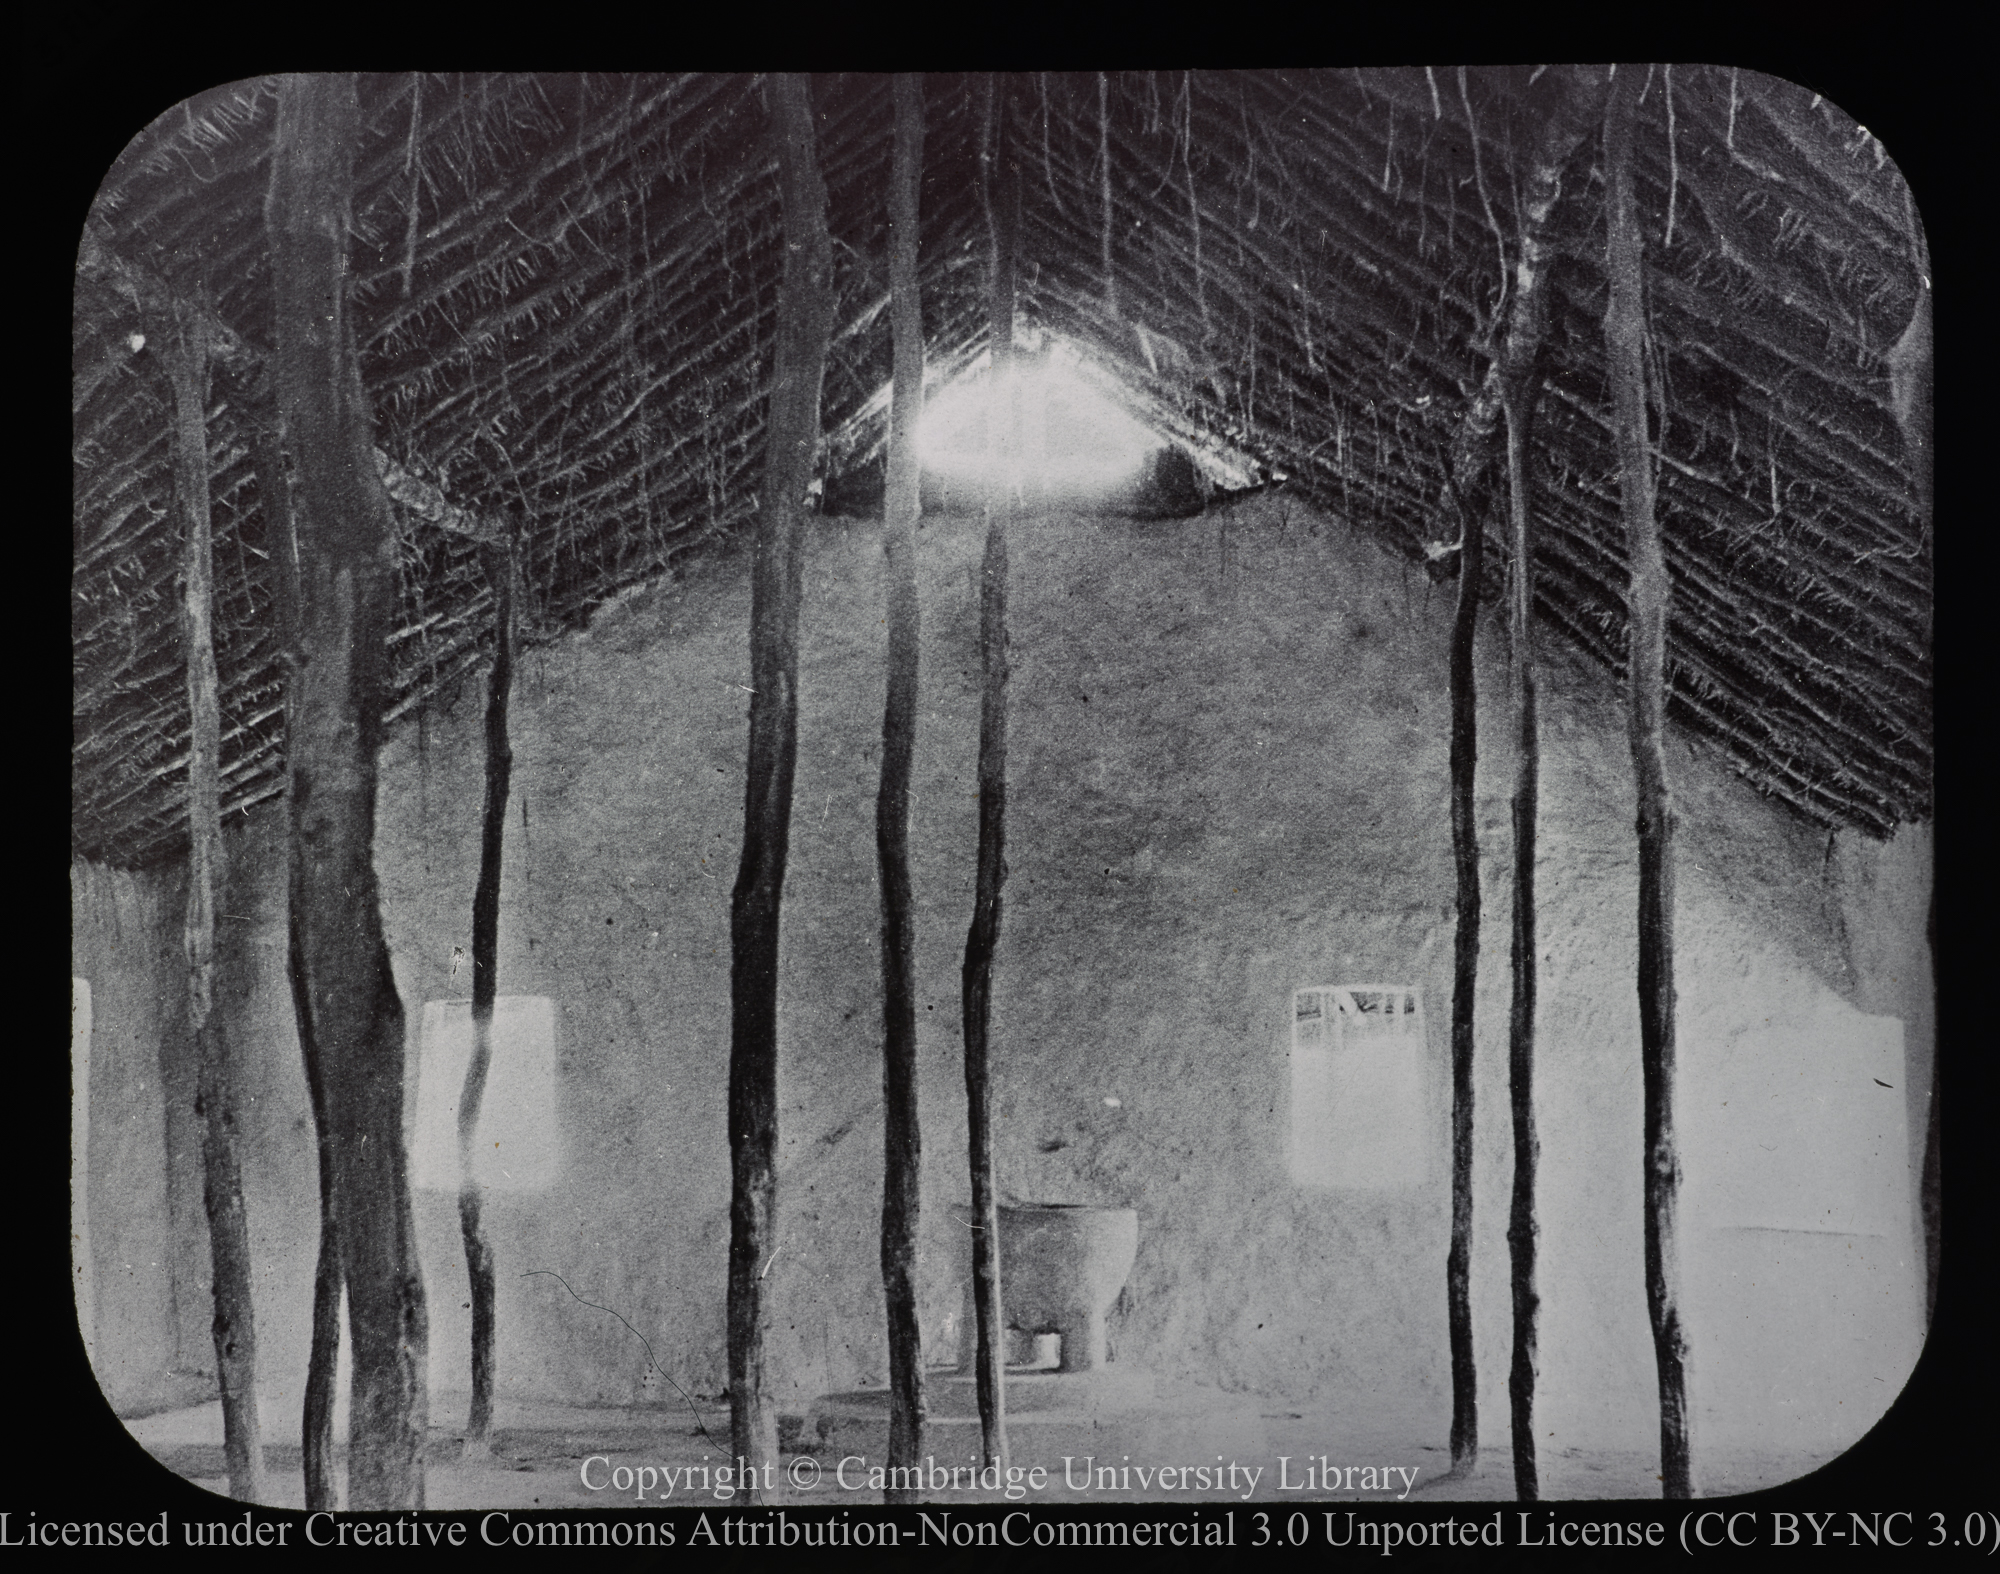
[70,857,220,1413]
[71,862,178,1413]
[71,828,347,1423]
[75,493,1930,1460]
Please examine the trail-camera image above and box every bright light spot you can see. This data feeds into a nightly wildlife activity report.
[919,343,1162,492]
[413,997,560,1192]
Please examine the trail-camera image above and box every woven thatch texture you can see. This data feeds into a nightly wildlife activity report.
[73,70,1930,868]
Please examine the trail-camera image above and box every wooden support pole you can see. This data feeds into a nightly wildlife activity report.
[1501,362,1542,1504]
[728,72,834,1500]
[459,531,515,1456]
[1438,68,1605,1487]
[241,382,342,1511]
[265,71,429,1511]
[164,292,266,1507]
[1605,65,1694,1501]
[290,923,345,1512]
[1444,446,1486,1479]
[961,73,1016,1473]
[877,70,927,1506]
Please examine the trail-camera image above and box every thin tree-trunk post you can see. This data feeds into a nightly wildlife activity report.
[1605,66,1694,1501]
[877,71,927,1506]
[244,383,342,1512]
[459,531,515,1457]
[1439,68,1606,1488]
[265,71,429,1511]
[728,73,834,1501]
[1501,360,1541,1504]
[1443,458,1486,1480]
[164,292,266,1507]
[291,927,345,1510]
[962,73,1016,1474]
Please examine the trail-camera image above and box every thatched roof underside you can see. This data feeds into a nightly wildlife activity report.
[73,70,1931,869]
